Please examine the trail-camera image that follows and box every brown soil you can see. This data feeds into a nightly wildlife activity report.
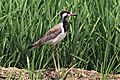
[0,67,120,80]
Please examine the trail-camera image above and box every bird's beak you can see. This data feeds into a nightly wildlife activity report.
[68,13,77,16]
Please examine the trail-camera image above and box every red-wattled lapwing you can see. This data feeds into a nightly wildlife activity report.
[28,10,76,71]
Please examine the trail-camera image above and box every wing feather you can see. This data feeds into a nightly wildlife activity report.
[30,23,62,49]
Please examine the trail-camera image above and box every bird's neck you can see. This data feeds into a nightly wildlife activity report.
[62,18,69,32]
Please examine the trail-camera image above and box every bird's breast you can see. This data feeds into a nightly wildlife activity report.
[51,32,67,45]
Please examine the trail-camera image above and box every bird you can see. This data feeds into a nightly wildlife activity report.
[28,10,77,71]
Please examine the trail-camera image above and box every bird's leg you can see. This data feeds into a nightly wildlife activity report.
[56,44,60,71]
[52,46,58,71]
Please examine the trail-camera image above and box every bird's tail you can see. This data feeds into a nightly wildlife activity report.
[28,45,34,50]
[28,40,41,50]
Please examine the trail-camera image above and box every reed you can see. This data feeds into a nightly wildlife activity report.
[0,0,120,79]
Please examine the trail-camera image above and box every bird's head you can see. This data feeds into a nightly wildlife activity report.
[60,10,77,19]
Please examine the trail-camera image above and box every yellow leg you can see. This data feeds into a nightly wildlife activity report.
[56,45,60,71]
[52,46,58,71]
[56,50,60,71]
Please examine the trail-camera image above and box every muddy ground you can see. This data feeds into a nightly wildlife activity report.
[0,67,120,80]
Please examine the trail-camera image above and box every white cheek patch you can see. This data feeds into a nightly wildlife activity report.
[62,13,68,18]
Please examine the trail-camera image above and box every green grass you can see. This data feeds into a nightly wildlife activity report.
[0,0,120,79]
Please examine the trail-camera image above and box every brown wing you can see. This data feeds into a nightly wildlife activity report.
[30,23,62,49]
[40,23,62,43]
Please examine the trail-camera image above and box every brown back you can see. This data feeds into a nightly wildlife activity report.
[32,23,62,47]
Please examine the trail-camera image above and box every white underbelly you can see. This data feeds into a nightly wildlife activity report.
[51,32,67,45]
